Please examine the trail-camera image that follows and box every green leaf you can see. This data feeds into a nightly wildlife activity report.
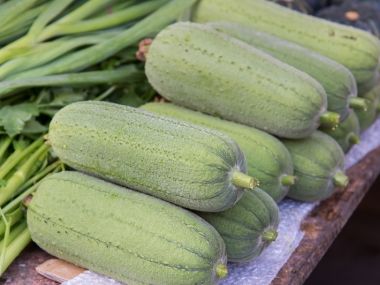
[22,119,47,135]
[0,103,39,137]
[49,91,87,106]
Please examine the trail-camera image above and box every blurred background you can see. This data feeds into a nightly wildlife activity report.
[274,0,380,36]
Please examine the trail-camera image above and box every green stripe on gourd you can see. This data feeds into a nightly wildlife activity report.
[191,0,380,90]
[198,188,279,263]
[142,102,294,202]
[356,83,380,131]
[322,110,360,153]
[145,22,335,139]
[209,22,360,121]
[27,171,228,285]
[282,131,348,202]
[48,101,256,212]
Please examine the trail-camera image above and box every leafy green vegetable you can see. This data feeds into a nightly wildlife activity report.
[0,104,39,137]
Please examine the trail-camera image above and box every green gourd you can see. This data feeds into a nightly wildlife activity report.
[210,22,365,121]
[356,83,380,131]
[48,101,257,212]
[145,22,339,139]
[198,189,279,263]
[322,110,360,152]
[27,171,228,285]
[191,0,380,91]
[142,102,294,202]
[282,131,348,202]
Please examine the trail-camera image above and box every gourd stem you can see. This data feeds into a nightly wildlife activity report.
[262,229,278,242]
[280,175,296,186]
[215,264,228,279]
[349,97,368,111]
[231,171,258,190]
[348,133,360,145]
[136,38,152,61]
[333,171,349,188]
[320,112,340,129]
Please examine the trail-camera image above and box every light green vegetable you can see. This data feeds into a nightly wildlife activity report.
[145,22,336,139]
[356,82,380,131]
[282,131,348,202]
[198,189,279,263]
[322,110,360,152]
[48,101,257,212]
[191,0,380,90]
[27,171,228,285]
[210,22,361,121]
[142,102,294,202]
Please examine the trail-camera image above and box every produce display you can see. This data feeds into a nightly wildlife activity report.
[142,102,294,202]
[198,190,279,263]
[145,22,343,139]
[355,82,380,131]
[0,0,379,284]
[282,131,348,202]
[322,110,360,152]
[28,171,229,285]
[48,101,257,212]
[210,22,364,121]
[191,0,380,91]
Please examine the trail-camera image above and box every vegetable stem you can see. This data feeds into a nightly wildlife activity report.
[262,229,278,242]
[38,0,168,41]
[280,175,296,186]
[3,183,39,214]
[0,66,144,97]
[349,97,368,111]
[215,264,228,279]
[15,160,61,196]
[0,143,49,206]
[333,171,349,188]
[0,220,27,249]
[0,207,23,238]
[0,137,12,163]
[348,133,360,145]
[0,138,43,180]
[0,225,30,275]
[320,112,340,130]
[7,0,197,81]
[231,171,258,190]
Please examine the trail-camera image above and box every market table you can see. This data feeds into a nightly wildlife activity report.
[3,132,380,285]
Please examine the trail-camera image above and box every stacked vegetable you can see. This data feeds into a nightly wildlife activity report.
[1,0,380,284]
[0,0,197,277]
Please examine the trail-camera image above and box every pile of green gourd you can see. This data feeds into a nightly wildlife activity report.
[26,0,380,284]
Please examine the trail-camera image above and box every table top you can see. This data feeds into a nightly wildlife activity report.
[3,146,380,285]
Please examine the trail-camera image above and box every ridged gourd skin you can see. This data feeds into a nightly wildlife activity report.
[27,172,228,285]
[282,131,347,202]
[356,83,380,131]
[145,22,328,139]
[191,0,380,89]
[210,22,357,121]
[322,110,360,153]
[142,102,294,202]
[198,189,279,263]
[48,101,255,212]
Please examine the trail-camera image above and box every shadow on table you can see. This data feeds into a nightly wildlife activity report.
[305,175,380,285]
